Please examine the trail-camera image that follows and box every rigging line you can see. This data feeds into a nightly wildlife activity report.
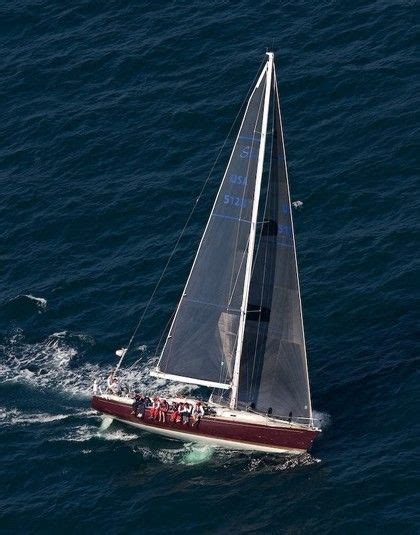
[249,124,272,284]
[225,65,267,303]
[154,310,175,359]
[228,78,266,300]
[248,92,275,400]
[226,95,273,391]
[226,113,273,312]
[115,58,267,374]
[226,231,250,309]
[126,309,175,373]
[227,74,267,303]
[225,70,267,398]
[226,112,265,307]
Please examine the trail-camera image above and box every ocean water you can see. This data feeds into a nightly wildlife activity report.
[0,1,418,533]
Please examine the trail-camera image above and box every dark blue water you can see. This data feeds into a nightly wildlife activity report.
[1,1,418,532]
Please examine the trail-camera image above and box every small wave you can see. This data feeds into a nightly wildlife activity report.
[131,443,200,465]
[23,294,47,310]
[134,442,214,465]
[130,442,317,470]
[50,331,67,338]
[181,443,214,465]
[243,452,321,472]
[0,406,107,430]
[75,408,98,417]
[0,407,69,427]
[3,294,48,316]
[56,424,138,443]
[50,331,95,345]
[313,410,331,430]
[273,453,321,471]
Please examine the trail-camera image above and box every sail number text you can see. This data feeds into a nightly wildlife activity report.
[223,194,250,208]
[229,174,247,186]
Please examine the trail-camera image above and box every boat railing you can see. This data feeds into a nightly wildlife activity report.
[240,405,322,429]
[93,381,322,430]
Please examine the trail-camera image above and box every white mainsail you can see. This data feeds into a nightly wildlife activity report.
[151,59,270,389]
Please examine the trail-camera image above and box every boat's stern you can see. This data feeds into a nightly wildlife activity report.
[91,393,133,419]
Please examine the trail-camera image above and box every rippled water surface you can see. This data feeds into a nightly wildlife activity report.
[1,1,418,533]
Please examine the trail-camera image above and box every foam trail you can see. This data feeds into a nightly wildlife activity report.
[130,443,212,465]
[0,329,194,401]
[182,443,214,465]
[56,424,139,443]
[0,407,69,427]
[0,330,96,397]
[0,407,103,429]
[313,410,331,430]
[100,416,114,431]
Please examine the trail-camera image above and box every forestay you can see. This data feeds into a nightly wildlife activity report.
[151,65,268,388]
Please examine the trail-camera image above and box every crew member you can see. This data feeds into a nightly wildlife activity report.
[159,399,169,423]
[106,370,120,394]
[106,370,114,393]
[152,397,160,420]
[191,401,204,427]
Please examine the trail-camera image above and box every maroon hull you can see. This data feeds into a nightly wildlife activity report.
[92,396,319,453]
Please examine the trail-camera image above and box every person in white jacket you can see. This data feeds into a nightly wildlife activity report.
[191,401,204,426]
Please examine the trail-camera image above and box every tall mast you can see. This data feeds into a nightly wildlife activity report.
[230,52,274,409]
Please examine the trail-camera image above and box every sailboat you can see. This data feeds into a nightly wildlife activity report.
[92,53,321,454]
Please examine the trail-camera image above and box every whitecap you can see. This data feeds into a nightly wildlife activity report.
[23,294,47,310]
[50,331,68,338]
[131,443,196,465]
[181,443,214,465]
[56,424,138,443]
[0,407,69,427]
[272,453,321,471]
[313,410,331,430]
